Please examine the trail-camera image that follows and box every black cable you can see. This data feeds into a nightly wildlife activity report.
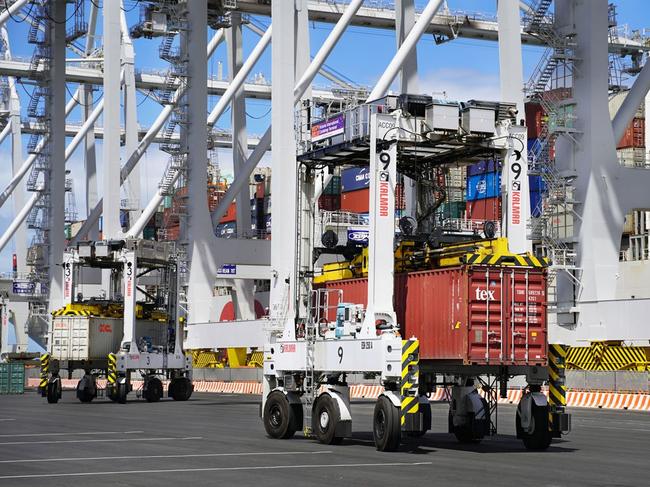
[245,106,272,120]
[121,1,140,13]
[42,0,83,24]
[17,79,38,104]
[137,89,153,107]
[89,0,101,8]
[4,0,35,23]
[64,84,103,107]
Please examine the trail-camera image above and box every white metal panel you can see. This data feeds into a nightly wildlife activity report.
[184,319,266,349]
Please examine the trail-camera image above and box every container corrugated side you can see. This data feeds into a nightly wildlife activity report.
[0,363,25,394]
[319,266,547,366]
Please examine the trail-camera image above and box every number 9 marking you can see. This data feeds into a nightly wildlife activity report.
[337,346,343,364]
[511,162,521,180]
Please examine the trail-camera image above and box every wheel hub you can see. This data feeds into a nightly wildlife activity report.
[270,405,282,428]
[319,410,330,429]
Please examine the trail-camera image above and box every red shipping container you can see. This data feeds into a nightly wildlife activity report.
[525,102,544,139]
[466,197,501,221]
[617,117,645,149]
[340,187,404,213]
[256,182,265,199]
[340,188,370,213]
[319,266,547,366]
[542,87,572,103]
[319,194,341,211]
[219,202,237,223]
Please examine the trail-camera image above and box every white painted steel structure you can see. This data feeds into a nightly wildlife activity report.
[0,0,649,357]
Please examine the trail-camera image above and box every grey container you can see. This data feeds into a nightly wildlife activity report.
[51,316,168,361]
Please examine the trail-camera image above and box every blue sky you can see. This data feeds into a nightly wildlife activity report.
[1,0,650,284]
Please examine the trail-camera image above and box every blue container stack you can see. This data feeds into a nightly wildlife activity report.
[341,167,370,192]
[529,174,547,218]
[466,160,501,201]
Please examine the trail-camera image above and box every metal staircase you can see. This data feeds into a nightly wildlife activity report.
[23,1,53,322]
[524,1,583,318]
[526,0,553,29]
[159,155,185,196]
[154,2,190,311]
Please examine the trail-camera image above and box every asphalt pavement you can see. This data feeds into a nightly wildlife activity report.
[0,391,647,486]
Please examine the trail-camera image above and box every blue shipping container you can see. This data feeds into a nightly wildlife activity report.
[119,210,129,228]
[529,174,547,193]
[341,167,370,192]
[530,190,543,217]
[467,159,500,177]
[466,172,501,201]
[529,174,547,218]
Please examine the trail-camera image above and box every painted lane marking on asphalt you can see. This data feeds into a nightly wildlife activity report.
[574,425,650,432]
[0,461,433,479]
[0,451,333,464]
[0,436,203,446]
[0,430,144,438]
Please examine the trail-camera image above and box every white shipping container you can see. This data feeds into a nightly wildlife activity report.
[50,317,168,361]
[617,147,646,167]
[550,211,575,240]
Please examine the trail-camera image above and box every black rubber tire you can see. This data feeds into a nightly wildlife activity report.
[519,403,552,450]
[46,380,60,404]
[452,413,482,444]
[77,388,94,403]
[406,401,431,438]
[107,386,119,402]
[373,396,401,452]
[143,377,163,403]
[169,377,193,401]
[312,395,343,445]
[116,381,128,404]
[76,377,95,403]
[263,391,298,439]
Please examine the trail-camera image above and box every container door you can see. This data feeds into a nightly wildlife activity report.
[468,268,505,363]
[507,268,547,364]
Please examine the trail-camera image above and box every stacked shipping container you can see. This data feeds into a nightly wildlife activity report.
[466,160,501,223]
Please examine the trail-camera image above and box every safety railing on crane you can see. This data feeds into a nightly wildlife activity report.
[523,0,583,313]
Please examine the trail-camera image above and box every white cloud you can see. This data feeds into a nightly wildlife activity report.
[419,68,501,102]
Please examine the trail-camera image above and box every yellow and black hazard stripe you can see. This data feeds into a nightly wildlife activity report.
[107,353,117,385]
[400,339,419,427]
[548,344,567,429]
[567,342,648,371]
[566,346,594,370]
[39,353,50,392]
[52,309,92,317]
[464,253,550,268]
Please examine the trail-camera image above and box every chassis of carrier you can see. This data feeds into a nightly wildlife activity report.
[261,98,570,451]
[40,239,193,404]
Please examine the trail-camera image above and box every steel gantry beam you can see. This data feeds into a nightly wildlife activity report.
[70,28,226,244]
[17,121,262,148]
[127,14,269,238]
[367,0,443,101]
[0,58,354,105]
[102,0,121,239]
[0,0,31,29]
[612,60,650,144]
[209,0,366,228]
[232,0,648,55]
